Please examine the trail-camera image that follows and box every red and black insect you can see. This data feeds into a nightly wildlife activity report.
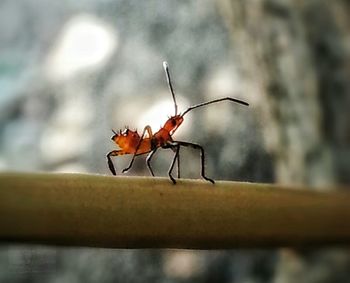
[107,61,249,184]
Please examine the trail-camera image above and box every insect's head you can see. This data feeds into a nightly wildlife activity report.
[164,115,184,135]
[111,128,141,149]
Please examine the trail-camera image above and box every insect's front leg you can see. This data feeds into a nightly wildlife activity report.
[173,141,215,184]
[106,150,125,175]
[168,144,180,184]
[122,125,153,173]
[162,142,180,184]
[170,146,180,179]
[176,148,180,178]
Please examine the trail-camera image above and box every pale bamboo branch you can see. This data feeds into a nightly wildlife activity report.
[0,172,349,249]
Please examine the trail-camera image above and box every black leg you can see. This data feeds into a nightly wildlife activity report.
[146,148,157,176]
[176,147,180,178]
[106,150,124,175]
[170,146,180,178]
[175,141,215,184]
[122,149,140,173]
[168,144,180,184]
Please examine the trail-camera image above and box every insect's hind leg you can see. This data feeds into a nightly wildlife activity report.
[175,141,215,184]
[106,150,125,175]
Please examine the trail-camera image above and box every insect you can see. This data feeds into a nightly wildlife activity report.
[107,61,249,184]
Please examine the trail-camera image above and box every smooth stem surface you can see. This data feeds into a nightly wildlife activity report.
[0,172,349,249]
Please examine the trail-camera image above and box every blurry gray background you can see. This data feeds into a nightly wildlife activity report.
[0,0,349,282]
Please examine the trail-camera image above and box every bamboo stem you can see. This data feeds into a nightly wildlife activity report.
[0,172,349,249]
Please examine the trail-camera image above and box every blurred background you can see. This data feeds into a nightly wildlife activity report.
[0,0,349,282]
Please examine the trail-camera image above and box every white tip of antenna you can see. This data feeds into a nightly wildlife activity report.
[163,61,168,70]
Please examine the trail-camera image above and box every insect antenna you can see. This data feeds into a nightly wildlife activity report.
[163,61,178,116]
[111,129,118,135]
[181,97,249,117]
